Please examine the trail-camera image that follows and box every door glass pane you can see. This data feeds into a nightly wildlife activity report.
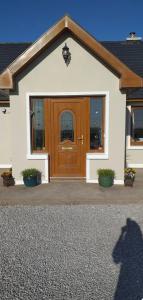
[31,99,45,150]
[90,97,103,150]
[131,107,143,142]
[60,111,74,142]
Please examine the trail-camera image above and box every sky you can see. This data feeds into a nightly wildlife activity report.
[0,0,143,42]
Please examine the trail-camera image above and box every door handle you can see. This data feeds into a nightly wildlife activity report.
[77,134,84,145]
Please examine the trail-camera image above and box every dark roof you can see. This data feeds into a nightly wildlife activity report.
[0,90,9,100]
[126,87,143,99]
[0,40,143,98]
[0,40,143,76]
[0,43,31,73]
[102,40,143,99]
[101,40,143,78]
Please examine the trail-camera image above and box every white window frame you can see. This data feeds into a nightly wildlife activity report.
[26,92,109,184]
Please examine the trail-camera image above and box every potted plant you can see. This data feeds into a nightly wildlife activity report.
[97,168,115,187]
[1,170,15,187]
[21,168,41,187]
[124,168,136,187]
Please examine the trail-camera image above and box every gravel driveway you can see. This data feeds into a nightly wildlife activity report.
[1,204,143,300]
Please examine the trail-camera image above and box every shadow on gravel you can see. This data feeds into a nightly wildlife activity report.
[112,218,143,300]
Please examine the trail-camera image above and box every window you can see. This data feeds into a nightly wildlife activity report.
[60,111,74,142]
[131,106,143,145]
[90,97,104,151]
[30,98,45,151]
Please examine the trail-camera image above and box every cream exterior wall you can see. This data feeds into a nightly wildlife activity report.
[10,34,126,183]
[0,107,12,166]
[127,149,143,166]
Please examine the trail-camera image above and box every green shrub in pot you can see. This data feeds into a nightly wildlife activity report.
[97,169,115,187]
[21,168,41,187]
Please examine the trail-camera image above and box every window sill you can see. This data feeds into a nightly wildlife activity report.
[27,153,48,160]
[86,153,108,159]
[128,146,143,150]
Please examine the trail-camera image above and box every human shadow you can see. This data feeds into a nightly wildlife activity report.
[112,218,143,300]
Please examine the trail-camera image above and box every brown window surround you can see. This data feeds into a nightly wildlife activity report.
[88,96,105,153]
[131,106,143,146]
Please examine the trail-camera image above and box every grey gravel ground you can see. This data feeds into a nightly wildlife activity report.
[1,205,143,300]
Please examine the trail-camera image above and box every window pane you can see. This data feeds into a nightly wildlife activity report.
[31,99,45,150]
[131,108,143,142]
[90,97,103,150]
[60,111,74,142]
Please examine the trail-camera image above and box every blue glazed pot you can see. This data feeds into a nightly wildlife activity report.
[23,176,38,187]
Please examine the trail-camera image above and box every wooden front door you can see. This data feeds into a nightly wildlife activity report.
[50,98,87,178]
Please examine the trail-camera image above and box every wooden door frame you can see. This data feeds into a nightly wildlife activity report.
[45,97,89,178]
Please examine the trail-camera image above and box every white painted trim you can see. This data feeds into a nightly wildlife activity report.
[127,163,143,168]
[0,164,12,168]
[86,179,98,183]
[87,179,124,185]
[26,91,109,183]
[42,180,49,184]
[26,154,49,183]
[114,180,124,185]
[44,156,49,183]
[126,105,131,150]
[87,153,108,160]
[15,180,23,185]
[26,92,109,161]
[26,94,49,183]
[104,91,109,158]
[128,146,143,150]
[26,93,31,156]
[27,154,48,160]
[26,91,109,96]
[86,159,90,182]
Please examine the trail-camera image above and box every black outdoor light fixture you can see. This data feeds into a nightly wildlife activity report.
[2,108,6,114]
[62,43,71,66]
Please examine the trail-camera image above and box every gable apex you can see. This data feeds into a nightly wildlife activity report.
[0,15,143,89]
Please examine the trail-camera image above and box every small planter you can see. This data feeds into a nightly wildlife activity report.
[21,168,41,187]
[99,175,114,187]
[3,176,15,187]
[23,176,38,187]
[124,176,134,187]
[1,171,15,187]
[97,169,115,188]
[124,168,136,187]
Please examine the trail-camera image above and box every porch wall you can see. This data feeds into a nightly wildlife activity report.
[10,33,126,183]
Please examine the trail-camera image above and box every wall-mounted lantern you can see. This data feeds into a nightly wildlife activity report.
[2,108,6,114]
[62,43,71,66]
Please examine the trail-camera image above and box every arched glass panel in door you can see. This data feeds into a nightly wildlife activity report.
[60,111,74,142]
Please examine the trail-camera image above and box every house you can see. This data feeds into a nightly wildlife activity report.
[0,15,143,184]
